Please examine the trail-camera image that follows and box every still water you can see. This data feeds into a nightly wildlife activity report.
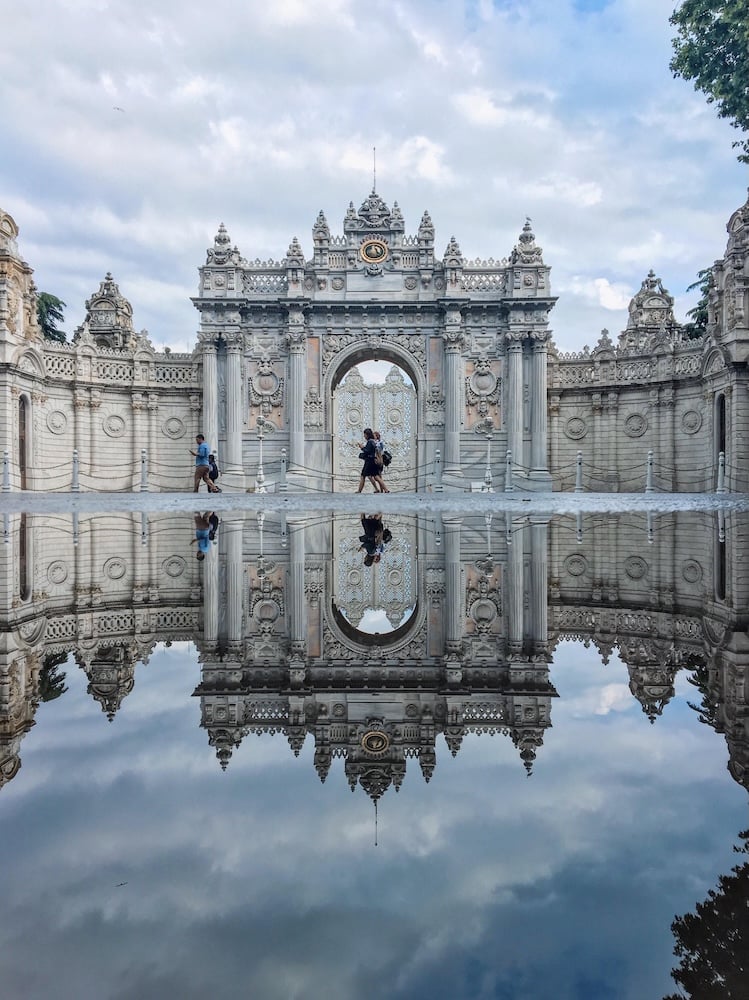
[0,507,746,1000]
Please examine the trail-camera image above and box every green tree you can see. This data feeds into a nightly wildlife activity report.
[682,268,712,339]
[670,1,749,163]
[36,291,66,343]
[38,652,69,702]
[664,830,749,999]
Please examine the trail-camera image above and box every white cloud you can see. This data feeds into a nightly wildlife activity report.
[0,0,744,353]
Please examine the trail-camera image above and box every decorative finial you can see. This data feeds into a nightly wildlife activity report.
[373,146,376,193]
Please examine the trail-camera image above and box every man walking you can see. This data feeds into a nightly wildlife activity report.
[191,434,218,493]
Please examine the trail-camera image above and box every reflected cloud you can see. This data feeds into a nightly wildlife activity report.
[0,509,747,998]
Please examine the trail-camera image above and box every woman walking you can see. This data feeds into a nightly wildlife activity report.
[373,430,390,493]
[356,428,381,493]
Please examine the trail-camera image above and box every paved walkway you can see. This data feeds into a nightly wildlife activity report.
[1,490,746,515]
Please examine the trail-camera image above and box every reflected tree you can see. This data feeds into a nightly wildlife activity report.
[665,829,749,999]
[38,652,68,702]
[686,660,719,729]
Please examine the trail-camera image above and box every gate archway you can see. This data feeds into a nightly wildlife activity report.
[332,362,417,492]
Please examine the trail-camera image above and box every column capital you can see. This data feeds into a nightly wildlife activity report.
[529,330,549,350]
[198,333,218,353]
[442,328,465,350]
[285,327,307,352]
[223,330,244,352]
[505,330,525,350]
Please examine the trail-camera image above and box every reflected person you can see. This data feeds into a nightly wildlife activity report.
[191,512,211,561]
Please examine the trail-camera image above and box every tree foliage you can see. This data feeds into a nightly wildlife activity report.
[38,652,69,702]
[36,291,66,343]
[670,1,749,162]
[682,268,712,339]
[664,829,749,999]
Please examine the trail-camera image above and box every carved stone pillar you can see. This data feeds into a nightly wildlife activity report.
[201,338,218,457]
[506,335,524,476]
[73,390,88,486]
[530,520,548,646]
[442,323,465,476]
[288,516,306,649]
[605,392,619,490]
[529,334,550,485]
[203,530,219,645]
[286,319,306,475]
[444,516,462,651]
[224,334,244,481]
[224,514,243,644]
[131,393,145,491]
[507,516,524,652]
[147,393,158,490]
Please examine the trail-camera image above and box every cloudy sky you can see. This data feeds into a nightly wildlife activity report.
[2,0,748,353]
[1,636,745,999]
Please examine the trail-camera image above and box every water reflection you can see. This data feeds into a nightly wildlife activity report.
[2,509,748,799]
[1,506,748,998]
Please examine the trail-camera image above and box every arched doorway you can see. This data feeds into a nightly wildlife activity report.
[331,356,417,493]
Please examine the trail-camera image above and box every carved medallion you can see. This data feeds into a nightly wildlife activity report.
[564,554,588,577]
[681,409,702,434]
[162,556,186,578]
[564,417,588,440]
[103,557,127,580]
[682,559,703,584]
[624,413,648,438]
[47,560,68,585]
[46,410,68,435]
[162,417,186,439]
[624,556,648,580]
[103,414,126,438]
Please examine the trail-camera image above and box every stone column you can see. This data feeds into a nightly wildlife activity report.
[201,338,218,458]
[506,334,524,477]
[88,390,102,488]
[224,514,244,645]
[288,516,307,647]
[530,520,548,646]
[203,531,219,646]
[147,393,159,491]
[507,516,524,653]
[443,516,463,651]
[529,334,550,486]
[73,390,88,488]
[131,393,145,491]
[286,323,307,475]
[605,392,619,491]
[442,324,465,477]
[224,333,244,483]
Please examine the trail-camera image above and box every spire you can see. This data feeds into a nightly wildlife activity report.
[285,236,305,266]
[443,235,463,265]
[418,210,434,242]
[510,217,543,264]
[312,210,330,240]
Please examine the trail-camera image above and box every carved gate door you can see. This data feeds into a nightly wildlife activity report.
[332,366,416,492]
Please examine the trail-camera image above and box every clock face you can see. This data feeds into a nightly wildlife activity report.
[359,238,388,264]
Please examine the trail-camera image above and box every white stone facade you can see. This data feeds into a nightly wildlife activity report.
[2,189,749,492]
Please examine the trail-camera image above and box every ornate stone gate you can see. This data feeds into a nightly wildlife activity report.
[193,191,554,492]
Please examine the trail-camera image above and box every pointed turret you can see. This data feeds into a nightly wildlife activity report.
[510,218,543,265]
[75,272,136,350]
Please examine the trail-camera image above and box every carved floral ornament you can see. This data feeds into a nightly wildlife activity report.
[623,412,648,438]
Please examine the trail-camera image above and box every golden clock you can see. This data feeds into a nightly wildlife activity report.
[359,238,389,264]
